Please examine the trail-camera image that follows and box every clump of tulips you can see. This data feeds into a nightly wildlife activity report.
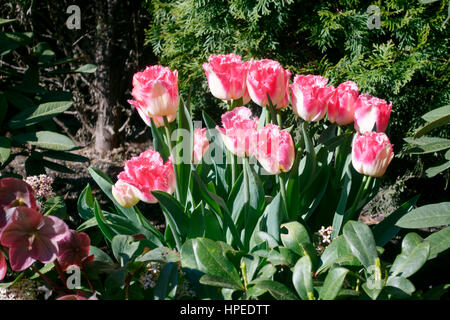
[113,53,394,217]
[3,53,445,301]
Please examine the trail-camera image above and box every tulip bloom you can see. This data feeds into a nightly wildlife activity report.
[246,59,291,107]
[193,128,209,164]
[216,106,258,157]
[290,75,335,122]
[352,132,394,178]
[112,180,141,208]
[327,81,359,125]
[252,124,295,175]
[128,65,179,119]
[354,94,392,133]
[135,106,176,128]
[0,178,38,233]
[203,54,248,101]
[57,230,92,271]
[0,207,68,271]
[114,150,176,204]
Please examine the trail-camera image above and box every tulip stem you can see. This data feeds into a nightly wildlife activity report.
[277,111,283,129]
[279,173,289,221]
[346,175,371,223]
[163,115,181,202]
[231,153,237,187]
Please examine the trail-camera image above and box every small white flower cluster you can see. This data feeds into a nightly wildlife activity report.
[316,226,333,253]
[25,174,55,199]
[0,279,38,300]
[318,226,333,245]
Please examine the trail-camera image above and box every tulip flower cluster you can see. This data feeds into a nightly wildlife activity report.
[115,53,394,211]
[0,178,92,280]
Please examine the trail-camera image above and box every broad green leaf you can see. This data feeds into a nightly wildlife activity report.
[43,196,67,219]
[5,91,35,110]
[8,101,73,128]
[404,137,450,154]
[111,235,140,266]
[0,31,32,55]
[343,221,378,269]
[154,262,178,300]
[0,136,11,164]
[320,267,349,300]
[414,110,450,138]
[280,221,310,255]
[150,118,170,162]
[396,202,450,228]
[42,159,74,174]
[137,247,180,263]
[422,105,450,122]
[425,226,450,260]
[292,255,315,300]
[192,238,243,290]
[93,200,115,242]
[389,233,430,279]
[331,170,352,238]
[42,150,89,163]
[316,236,357,275]
[0,18,16,26]
[151,190,188,249]
[426,161,450,178]
[13,131,77,151]
[264,193,283,242]
[373,195,419,246]
[89,246,114,264]
[77,184,94,220]
[384,277,415,298]
[253,280,298,300]
[74,64,97,73]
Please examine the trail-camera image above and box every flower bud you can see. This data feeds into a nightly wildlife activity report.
[112,180,140,208]
[193,128,209,164]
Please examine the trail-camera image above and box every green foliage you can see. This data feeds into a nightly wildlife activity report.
[0,19,95,176]
[145,0,449,145]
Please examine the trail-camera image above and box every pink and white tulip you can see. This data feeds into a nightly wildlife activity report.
[128,65,179,119]
[352,132,394,178]
[203,54,248,101]
[114,150,176,204]
[354,94,392,133]
[216,106,258,157]
[246,59,291,107]
[252,124,295,175]
[135,106,176,128]
[112,180,141,208]
[290,75,335,122]
[193,128,210,164]
[327,81,359,125]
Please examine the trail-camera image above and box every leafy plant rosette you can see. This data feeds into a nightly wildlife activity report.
[1,54,449,300]
[0,18,95,176]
